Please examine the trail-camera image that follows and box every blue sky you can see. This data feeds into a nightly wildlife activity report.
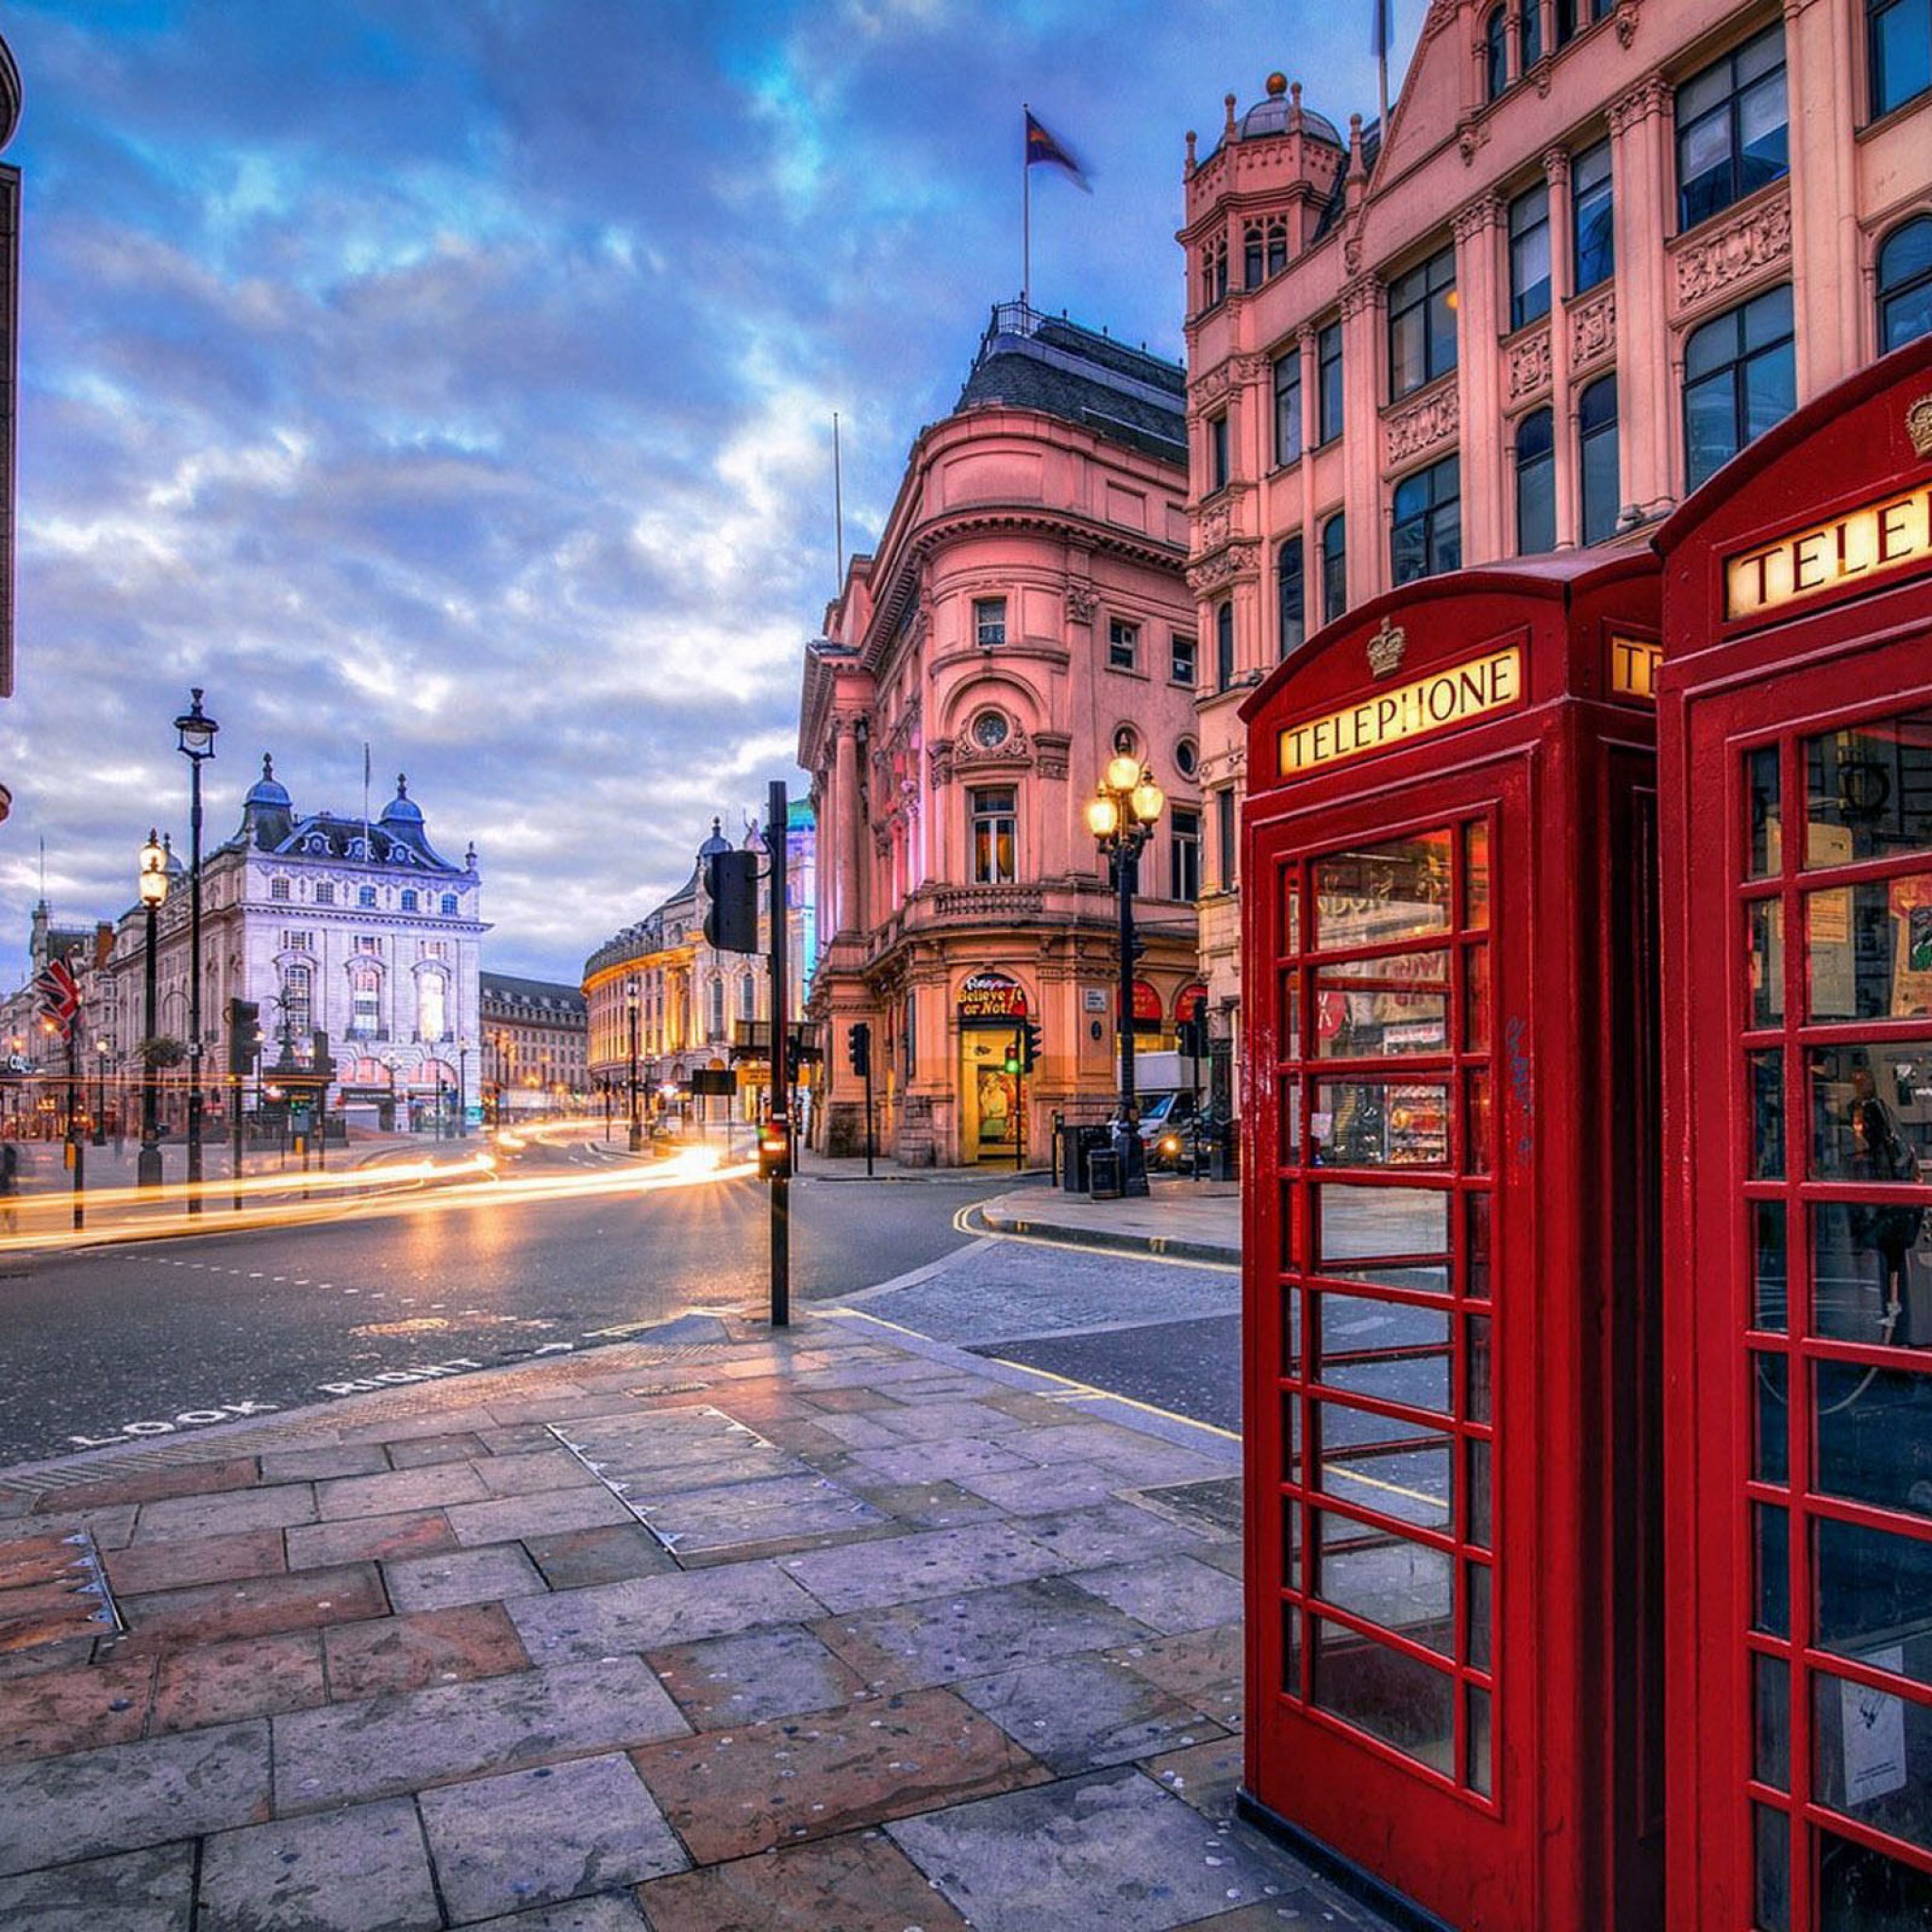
[0,0,1398,983]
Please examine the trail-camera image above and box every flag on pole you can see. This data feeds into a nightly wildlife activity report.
[1024,110,1091,192]
[1371,0,1391,57]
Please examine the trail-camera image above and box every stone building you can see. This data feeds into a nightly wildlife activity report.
[479,974,589,1122]
[800,304,1201,1166]
[1178,0,1932,1070]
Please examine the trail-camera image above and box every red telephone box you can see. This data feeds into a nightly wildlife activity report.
[1237,554,1665,1932]
[1656,334,1932,1932]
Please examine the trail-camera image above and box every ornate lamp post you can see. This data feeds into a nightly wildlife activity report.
[92,1036,109,1146]
[1086,754,1166,1197]
[626,981,642,1152]
[137,830,170,1190]
[174,688,218,1211]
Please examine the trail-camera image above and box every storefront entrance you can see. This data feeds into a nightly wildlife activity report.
[958,970,1028,1165]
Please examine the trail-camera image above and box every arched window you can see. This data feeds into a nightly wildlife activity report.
[1202,235,1229,310]
[284,964,312,1038]
[708,975,725,1039]
[1277,535,1307,658]
[349,965,381,1040]
[1518,0,1542,70]
[1485,7,1509,100]
[1579,375,1622,544]
[1391,456,1462,587]
[1215,599,1237,692]
[1321,513,1348,625]
[738,971,756,1023]
[1515,409,1556,554]
[418,972,447,1042]
[1878,215,1932,352]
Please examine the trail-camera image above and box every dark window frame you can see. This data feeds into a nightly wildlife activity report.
[1683,283,1796,491]
[1274,347,1304,468]
[1321,513,1347,625]
[1108,617,1141,673]
[1317,321,1345,443]
[1675,24,1790,233]
[1572,138,1615,292]
[1579,374,1621,545]
[969,785,1019,886]
[1171,632,1198,686]
[1391,455,1463,587]
[1277,534,1307,658]
[1514,408,1556,555]
[1208,412,1230,491]
[1215,600,1236,693]
[1508,183,1552,330]
[1868,0,1932,121]
[1171,807,1202,903]
[1877,214,1932,351]
[974,596,1008,649]
[1388,246,1458,399]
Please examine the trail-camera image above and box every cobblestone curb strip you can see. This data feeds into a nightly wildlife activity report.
[0,1308,1389,1931]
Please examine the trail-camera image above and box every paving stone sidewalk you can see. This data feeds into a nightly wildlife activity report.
[0,1308,1387,1932]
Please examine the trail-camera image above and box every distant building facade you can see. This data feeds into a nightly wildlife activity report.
[800,304,1201,1167]
[1179,0,1932,1072]
[480,973,588,1121]
[100,759,487,1132]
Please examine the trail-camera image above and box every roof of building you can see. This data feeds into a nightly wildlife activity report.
[228,763,468,874]
[480,972,587,1016]
[953,305,1186,466]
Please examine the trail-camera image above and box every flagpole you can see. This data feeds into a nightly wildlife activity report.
[1022,104,1031,311]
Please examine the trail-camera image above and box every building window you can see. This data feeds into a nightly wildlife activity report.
[1515,409,1556,554]
[1555,0,1613,45]
[356,935,381,955]
[738,971,755,1022]
[1878,216,1932,350]
[974,596,1007,649]
[1244,215,1289,286]
[1175,737,1200,778]
[314,881,335,907]
[1208,413,1230,491]
[1579,375,1621,543]
[970,787,1018,885]
[279,930,312,954]
[270,876,291,902]
[1484,6,1508,99]
[1389,246,1457,399]
[418,973,447,1041]
[1321,513,1347,625]
[1171,808,1202,902]
[358,885,377,908]
[1870,0,1932,118]
[1684,284,1795,491]
[1317,321,1344,442]
[1171,632,1197,685]
[401,889,419,913]
[441,892,458,916]
[1517,0,1541,70]
[709,976,725,1039]
[1572,139,1614,292]
[1108,618,1141,672]
[1508,184,1551,330]
[1391,455,1462,586]
[1277,535,1307,658]
[1676,25,1789,232]
[350,968,380,1039]
[283,965,312,1038]
[1202,234,1229,309]
[1215,600,1236,692]
[1273,348,1303,467]
[1217,788,1238,891]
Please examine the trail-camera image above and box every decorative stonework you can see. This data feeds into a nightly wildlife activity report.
[930,724,1036,789]
[1907,394,1932,458]
[1186,539,1260,596]
[1453,194,1501,244]
[1672,190,1791,315]
[1457,119,1490,167]
[1615,0,1642,48]
[1570,288,1617,368]
[1194,356,1264,408]
[1384,382,1460,466]
[1065,584,1097,625]
[1034,730,1072,781]
[1341,273,1381,321]
[1607,75,1668,136]
[1505,326,1553,405]
[1542,147,1571,187]
[1197,499,1234,553]
[928,741,953,787]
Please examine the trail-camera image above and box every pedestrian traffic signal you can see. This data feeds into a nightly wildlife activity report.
[704,850,761,954]
[226,998,260,1079]
[1020,1019,1041,1073]
[847,1021,871,1076]
[758,1117,791,1180]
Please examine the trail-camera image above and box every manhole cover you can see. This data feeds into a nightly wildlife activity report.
[1136,1475,1242,1538]
[0,1530,122,1653]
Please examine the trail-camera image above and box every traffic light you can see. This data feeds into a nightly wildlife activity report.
[226,999,260,1079]
[847,1021,871,1077]
[704,850,761,954]
[1020,1019,1041,1074]
[1177,995,1208,1060]
[311,1030,335,1086]
[758,1116,791,1180]
[1003,1038,1022,1076]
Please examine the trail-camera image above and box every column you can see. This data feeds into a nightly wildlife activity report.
[1607,76,1674,514]
[1781,0,1862,390]
[1339,273,1385,601]
[1543,147,1578,547]
[1453,192,1507,562]
[833,716,863,940]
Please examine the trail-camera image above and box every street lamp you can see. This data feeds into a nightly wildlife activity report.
[1086,753,1166,1197]
[92,1036,109,1147]
[174,687,218,1212]
[626,981,642,1152]
[137,830,170,1190]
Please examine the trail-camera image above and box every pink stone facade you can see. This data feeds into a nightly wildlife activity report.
[800,308,1200,1167]
[1181,0,1932,1064]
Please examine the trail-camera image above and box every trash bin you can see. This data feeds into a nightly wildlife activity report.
[1088,1148,1123,1199]
[1062,1124,1111,1192]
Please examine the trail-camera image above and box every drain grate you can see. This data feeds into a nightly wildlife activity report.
[0,1530,122,1654]
[1134,1475,1242,1539]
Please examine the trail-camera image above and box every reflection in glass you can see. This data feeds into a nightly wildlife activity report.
[1285,1498,1302,1591]
[1467,1070,1492,1174]
[1751,1049,1786,1179]
[1808,1041,1932,1183]
[1469,1560,1492,1671]
[1319,1262,1453,1294]
[1280,975,1303,1059]
[1315,1294,1452,1414]
[1753,1804,1791,1932]
[1464,820,1491,930]
[1283,871,1301,957]
[1467,1192,1493,1301]
[1754,1653,1790,1789]
[1754,1353,1789,1485]
[1806,708,1932,868]
[1812,1666,1932,1857]
[1311,1618,1455,1774]
[1753,1202,1788,1332]
[1817,1821,1932,1930]
[1316,1081,1450,1168]
[1749,745,1782,879]
[1314,987,1450,1059]
[1468,1438,1492,1550]
[1807,876,1932,1022]
[1314,1403,1453,1531]
[1467,1315,1491,1424]
[1757,1501,1790,1637]
[1815,1513,1932,1690]
[1314,1511,1454,1653]
[1467,1683,1493,1797]
[1464,945,1491,1052]
[1282,1288,1303,1379]
[1815,1359,1932,1523]
[1318,1184,1449,1262]
[1315,832,1454,951]
[1810,1205,1924,1349]
[1749,898,1784,1027]
[1284,1603,1302,1696]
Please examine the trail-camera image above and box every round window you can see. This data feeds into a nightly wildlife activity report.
[972,711,1010,750]
[1175,738,1199,778]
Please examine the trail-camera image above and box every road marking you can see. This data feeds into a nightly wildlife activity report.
[950,1203,1237,1274]
[67,1399,282,1449]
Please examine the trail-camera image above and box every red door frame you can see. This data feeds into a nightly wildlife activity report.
[1238,558,1662,1932]
[1657,334,1932,1932]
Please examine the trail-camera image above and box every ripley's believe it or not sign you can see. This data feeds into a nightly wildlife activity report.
[957,971,1028,1024]
[1724,478,1932,621]
[1278,646,1523,776]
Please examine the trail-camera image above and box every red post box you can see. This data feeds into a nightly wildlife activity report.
[1656,333,1932,1932]
[1237,554,1665,1932]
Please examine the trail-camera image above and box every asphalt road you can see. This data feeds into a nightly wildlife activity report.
[0,1144,1012,1468]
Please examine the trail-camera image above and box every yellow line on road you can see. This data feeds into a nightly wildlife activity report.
[951,1203,1237,1273]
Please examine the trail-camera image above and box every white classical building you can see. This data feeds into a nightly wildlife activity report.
[103,758,488,1134]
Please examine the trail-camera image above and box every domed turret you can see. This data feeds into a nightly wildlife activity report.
[379,774,425,827]
[697,816,733,861]
[239,753,295,848]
